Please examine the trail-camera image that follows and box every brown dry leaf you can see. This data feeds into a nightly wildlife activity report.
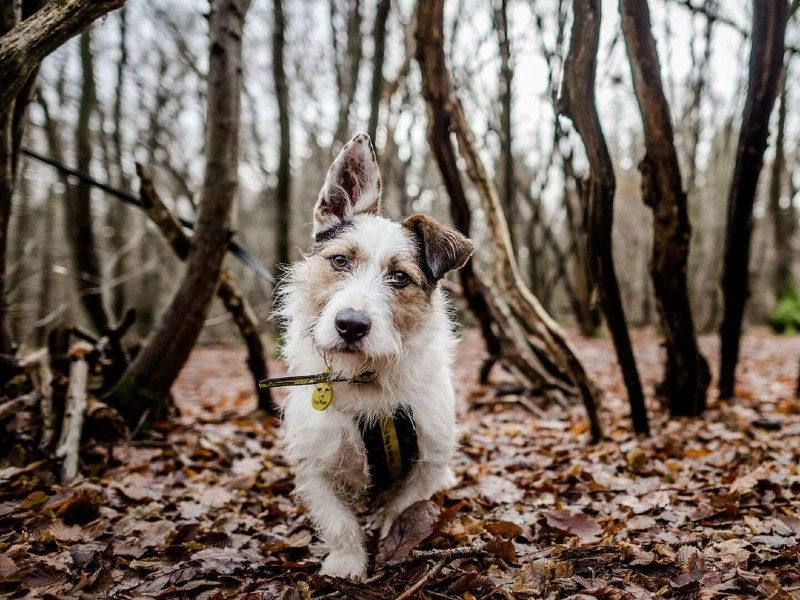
[542,509,603,542]
[20,490,48,510]
[485,538,516,563]
[484,520,523,538]
[376,500,439,565]
[729,463,774,495]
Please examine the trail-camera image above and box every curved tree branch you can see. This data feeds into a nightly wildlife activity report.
[0,0,124,113]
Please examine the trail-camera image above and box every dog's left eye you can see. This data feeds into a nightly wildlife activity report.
[330,255,350,271]
[387,270,410,288]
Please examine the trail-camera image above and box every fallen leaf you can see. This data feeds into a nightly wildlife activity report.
[485,538,516,563]
[542,509,603,542]
[376,500,439,565]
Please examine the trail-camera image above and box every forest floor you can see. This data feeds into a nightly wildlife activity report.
[2,328,800,599]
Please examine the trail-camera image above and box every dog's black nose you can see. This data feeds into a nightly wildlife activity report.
[335,309,371,343]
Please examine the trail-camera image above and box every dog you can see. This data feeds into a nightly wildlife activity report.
[276,133,474,579]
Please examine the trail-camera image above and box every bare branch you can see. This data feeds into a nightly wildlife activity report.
[0,0,124,112]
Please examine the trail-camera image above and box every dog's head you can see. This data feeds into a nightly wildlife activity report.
[282,133,473,369]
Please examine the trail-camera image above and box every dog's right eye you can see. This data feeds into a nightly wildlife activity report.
[330,255,350,271]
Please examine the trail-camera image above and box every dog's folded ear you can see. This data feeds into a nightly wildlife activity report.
[314,133,382,237]
[403,214,474,282]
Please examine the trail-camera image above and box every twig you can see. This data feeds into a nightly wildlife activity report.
[363,546,487,586]
[387,546,488,568]
[394,559,445,600]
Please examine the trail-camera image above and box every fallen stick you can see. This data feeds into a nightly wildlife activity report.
[364,546,488,585]
[29,357,55,450]
[55,357,89,482]
[394,559,445,600]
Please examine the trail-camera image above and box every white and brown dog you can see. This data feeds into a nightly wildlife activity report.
[276,133,473,579]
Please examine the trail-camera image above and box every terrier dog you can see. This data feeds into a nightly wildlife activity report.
[276,133,473,579]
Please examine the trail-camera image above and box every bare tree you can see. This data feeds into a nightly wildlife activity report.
[416,0,602,442]
[367,0,390,141]
[493,0,515,250]
[0,1,21,356]
[332,0,363,144]
[719,1,787,399]
[769,62,795,297]
[414,0,502,381]
[108,0,252,427]
[619,0,710,416]
[65,28,111,334]
[272,0,291,271]
[560,0,648,434]
[107,6,131,320]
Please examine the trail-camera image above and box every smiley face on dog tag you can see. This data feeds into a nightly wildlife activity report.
[311,382,333,411]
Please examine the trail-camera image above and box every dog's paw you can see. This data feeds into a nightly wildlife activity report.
[319,551,367,580]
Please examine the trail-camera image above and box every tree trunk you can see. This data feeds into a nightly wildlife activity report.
[65,28,111,334]
[107,0,251,429]
[416,0,602,442]
[493,0,516,251]
[619,0,710,416]
[414,0,502,378]
[559,0,648,435]
[332,0,363,144]
[35,190,55,347]
[719,1,787,399]
[272,0,291,272]
[769,64,794,299]
[135,163,275,413]
[107,5,130,321]
[367,0,390,142]
[0,0,123,113]
[0,2,22,357]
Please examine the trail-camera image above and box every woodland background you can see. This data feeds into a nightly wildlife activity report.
[1,0,800,598]
[6,1,800,350]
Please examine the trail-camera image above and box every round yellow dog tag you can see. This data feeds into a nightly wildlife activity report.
[311,382,332,411]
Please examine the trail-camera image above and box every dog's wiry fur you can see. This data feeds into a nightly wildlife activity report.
[277,134,473,579]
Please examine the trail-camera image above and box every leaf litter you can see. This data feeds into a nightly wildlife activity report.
[0,328,799,598]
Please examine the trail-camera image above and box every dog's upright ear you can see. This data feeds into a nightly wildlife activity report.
[403,214,474,282]
[314,133,382,237]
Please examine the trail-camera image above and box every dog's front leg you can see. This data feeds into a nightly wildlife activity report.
[380,461,456,538]
[296,473,367,579]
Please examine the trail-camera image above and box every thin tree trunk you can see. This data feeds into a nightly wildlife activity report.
[107,5,129,321]
[619,0,710,416]
[65,28,110,334]
[35,189,55,347]
[367,0,390,142]
[719,1,787,399]
[769,63,793,299]
[0,2,22,357]
[272,0,291,271]
[414,0,502,379]
[493,0,516,251]
[333,0,363,144]
[108,0,251,429]
[135,163,275,413]
[9,163,31,342]
[560,0,648,435]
